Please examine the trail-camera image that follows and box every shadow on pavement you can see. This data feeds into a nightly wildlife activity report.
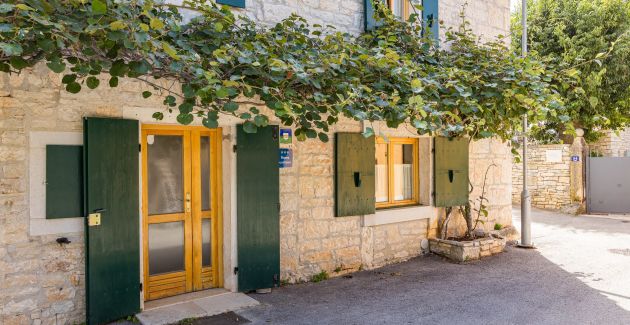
[237,248,630,325]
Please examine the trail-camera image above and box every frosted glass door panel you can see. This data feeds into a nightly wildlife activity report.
[200,136,211,211]
[202,219,212,267]
[148,135,184,215]
[148,222,185,275]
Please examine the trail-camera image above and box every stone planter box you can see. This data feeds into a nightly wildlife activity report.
[428,235,506,262]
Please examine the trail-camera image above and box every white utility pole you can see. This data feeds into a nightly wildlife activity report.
[519,0,533,248]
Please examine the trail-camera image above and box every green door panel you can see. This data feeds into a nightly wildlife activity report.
[434,136,469,207]
[335,133,375,217]
[236,125,280,292]
[84,117,140,325]
[46,145,83,219]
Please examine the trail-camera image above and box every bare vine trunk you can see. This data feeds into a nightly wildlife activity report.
[440,207,454,239]
[461,202,473,238]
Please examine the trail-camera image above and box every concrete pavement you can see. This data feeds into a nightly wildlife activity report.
[234,207,630,324]
[514,207,630,312]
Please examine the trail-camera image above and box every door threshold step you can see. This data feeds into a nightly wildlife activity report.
[137,291,259,325]
[143,288,231,311]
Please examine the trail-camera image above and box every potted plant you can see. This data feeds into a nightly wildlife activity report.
[429,163,514,262]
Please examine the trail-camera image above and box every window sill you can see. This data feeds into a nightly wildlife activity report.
[362,205,438,227]
[376,202,420,211]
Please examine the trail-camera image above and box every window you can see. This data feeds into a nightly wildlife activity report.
[389,0,411,20]
[375,137,419,208]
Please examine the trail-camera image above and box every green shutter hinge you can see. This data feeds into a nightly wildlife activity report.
[139,282,143,292]
[233,144,237,152]
[234,267,239,274]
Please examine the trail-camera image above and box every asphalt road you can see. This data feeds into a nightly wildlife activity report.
[236,208,630,325]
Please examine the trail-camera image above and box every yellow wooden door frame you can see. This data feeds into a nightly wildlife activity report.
[141,125,223,301]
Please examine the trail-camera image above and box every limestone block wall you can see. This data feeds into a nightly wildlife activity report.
[512,144,573,210]
[589,129,630,157]
[0,66,159,325]
[245,0,364,33]
[469,138,514,227]
[280,122,429,280]
[440,0,511,43]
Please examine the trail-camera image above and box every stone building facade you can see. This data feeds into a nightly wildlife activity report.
[0,1,512,324]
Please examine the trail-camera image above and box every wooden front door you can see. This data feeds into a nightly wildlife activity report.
[141,125,222,301]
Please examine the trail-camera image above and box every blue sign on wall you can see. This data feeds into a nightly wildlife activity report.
[279,128,292,145]
[279,148,293,168]
[571,156,580,162]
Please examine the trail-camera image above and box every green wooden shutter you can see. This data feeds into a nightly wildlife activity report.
[237,125,280,292]
[84,117,140,325]
[365,0,385,31]
[217,0,245,8]
[335,133,375,217]
[46,145,83,219]
[434,137,469,207]
[422,0,439,42]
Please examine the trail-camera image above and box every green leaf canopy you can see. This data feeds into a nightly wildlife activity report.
[0,0,572,142]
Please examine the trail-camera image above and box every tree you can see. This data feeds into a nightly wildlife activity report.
[512,0,630,142]
[0,0,571,142]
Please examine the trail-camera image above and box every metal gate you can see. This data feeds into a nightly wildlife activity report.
[587,157,630,214]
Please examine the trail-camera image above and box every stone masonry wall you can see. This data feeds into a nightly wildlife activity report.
[279,124,513,281]
[0,65,162,325]
[512,144,573,210]
[1,0,511,324]
[440,0,511,43]
[278,124,433,279]
[589,128,630,157]
[245,0,363,33]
